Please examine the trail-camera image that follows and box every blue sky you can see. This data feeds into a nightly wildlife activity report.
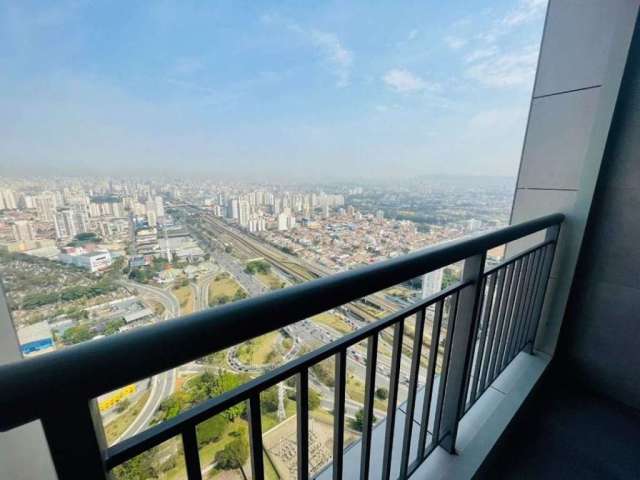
[0,0,547,180]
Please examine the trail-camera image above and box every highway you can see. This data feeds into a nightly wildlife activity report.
[113,281,180,443]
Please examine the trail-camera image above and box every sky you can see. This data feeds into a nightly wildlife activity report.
[0,0,548,180]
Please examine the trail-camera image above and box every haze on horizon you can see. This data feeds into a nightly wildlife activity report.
[0,0,547,180]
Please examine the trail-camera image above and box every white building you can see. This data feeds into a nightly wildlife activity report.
[58,250,112,273]
[0,189,17,210]
[422,268,443,298]
[11,221,35,242]
[238,200,250,227]
[154,196,165,218]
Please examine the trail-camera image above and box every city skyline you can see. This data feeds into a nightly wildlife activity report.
[1,0,547,179]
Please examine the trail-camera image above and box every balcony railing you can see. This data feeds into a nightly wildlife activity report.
[0,213,563,480]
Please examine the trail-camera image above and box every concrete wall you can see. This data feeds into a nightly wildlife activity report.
[560,15,640,409]
[0,283,57,480]
[508,0,640,356]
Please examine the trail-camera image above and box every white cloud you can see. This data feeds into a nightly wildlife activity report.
[261,13,353,87]
[444,35,467,50]
[465,46,498,63]
[502,0,547,27]
[309,30,353,87]
[466,45,538,88]
[407,29,419,41]
[383,69,435,93]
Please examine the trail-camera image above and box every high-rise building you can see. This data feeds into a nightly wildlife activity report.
[11,221,35,242]
[35,193,56,221]
[277,212,289,231]
[238,200,250,228]
[322,204,330,219]
[147,210,157,227]
[422,268,444,298]
[1,190,17,210]
[54,209,89,240]
[229,199,239,219]
[154,196,165,218]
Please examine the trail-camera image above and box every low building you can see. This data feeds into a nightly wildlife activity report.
[58,248,112,273]
[17,321,55,357]
[123,308,153,324]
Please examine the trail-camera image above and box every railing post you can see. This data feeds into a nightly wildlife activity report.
[524,224,560,354]
[41,399,109,479]
[438,253,485,453]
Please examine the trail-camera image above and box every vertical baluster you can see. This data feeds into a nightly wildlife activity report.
[359,334,378,480]
[417,300,444,459]
[520,248,545,350]
[470,273,497,405]
[297,370,309,480]
[514,250,542,353]
[182,426,202,480]
[438,251,485,454]
[506,254,533,363]
[248,395,264,480]
[496,259,522,375]
[480,267,506,392]
[489,263,515,382]
[399,309,426,478]
[382,320,404,480]
[432,292,459,447]
[525,223,559,353]
[461,276,487,412]
[332,350,347,480]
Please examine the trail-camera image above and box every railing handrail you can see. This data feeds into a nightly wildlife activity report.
[0,213,563,431]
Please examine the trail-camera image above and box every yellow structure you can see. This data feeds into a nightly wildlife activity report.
[98,384,136,412]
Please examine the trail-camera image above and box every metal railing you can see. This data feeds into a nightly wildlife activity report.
[0,214,563,480]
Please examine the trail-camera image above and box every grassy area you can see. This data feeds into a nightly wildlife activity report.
[358,302,387,318]
[146,299,166,318]
[313,312,353,335]
[345,373,387,411]
[384,286,415,300]
[104,390,151,446]
[173,284,194,315]
[236,331,281,366]
[256,270,285,291]
[208,274,244,307]
[160,418,249,480]
[261,398,297,432]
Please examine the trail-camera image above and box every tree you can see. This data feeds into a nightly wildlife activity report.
[62,325,93,345]
[309,389,322,410]
[245,260,271,275]
[350,407,376,432]
[261,386,280,413]
[115,398,131,413]
[233,289,247,301]
[111,449,157,479]
[215,437,249,469]
[196,415,226,447]
[104,318,125,335]
[375,387,388,400]
[216,295,230,305]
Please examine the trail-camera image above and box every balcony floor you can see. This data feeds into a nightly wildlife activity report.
[478,372,640,479]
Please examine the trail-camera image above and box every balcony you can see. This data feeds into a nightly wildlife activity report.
[0,214,563,479]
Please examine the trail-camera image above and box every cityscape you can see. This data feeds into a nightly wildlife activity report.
[0,175,513,479]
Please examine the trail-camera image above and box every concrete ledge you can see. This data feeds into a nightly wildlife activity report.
[412,351,550,479]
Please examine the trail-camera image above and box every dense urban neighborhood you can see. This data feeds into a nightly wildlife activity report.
[0,176,512,479]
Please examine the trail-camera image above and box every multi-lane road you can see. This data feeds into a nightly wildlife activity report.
[112,281,180,444]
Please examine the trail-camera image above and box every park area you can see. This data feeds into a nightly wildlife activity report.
[236,331,285,366]
[208,273,246,307]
